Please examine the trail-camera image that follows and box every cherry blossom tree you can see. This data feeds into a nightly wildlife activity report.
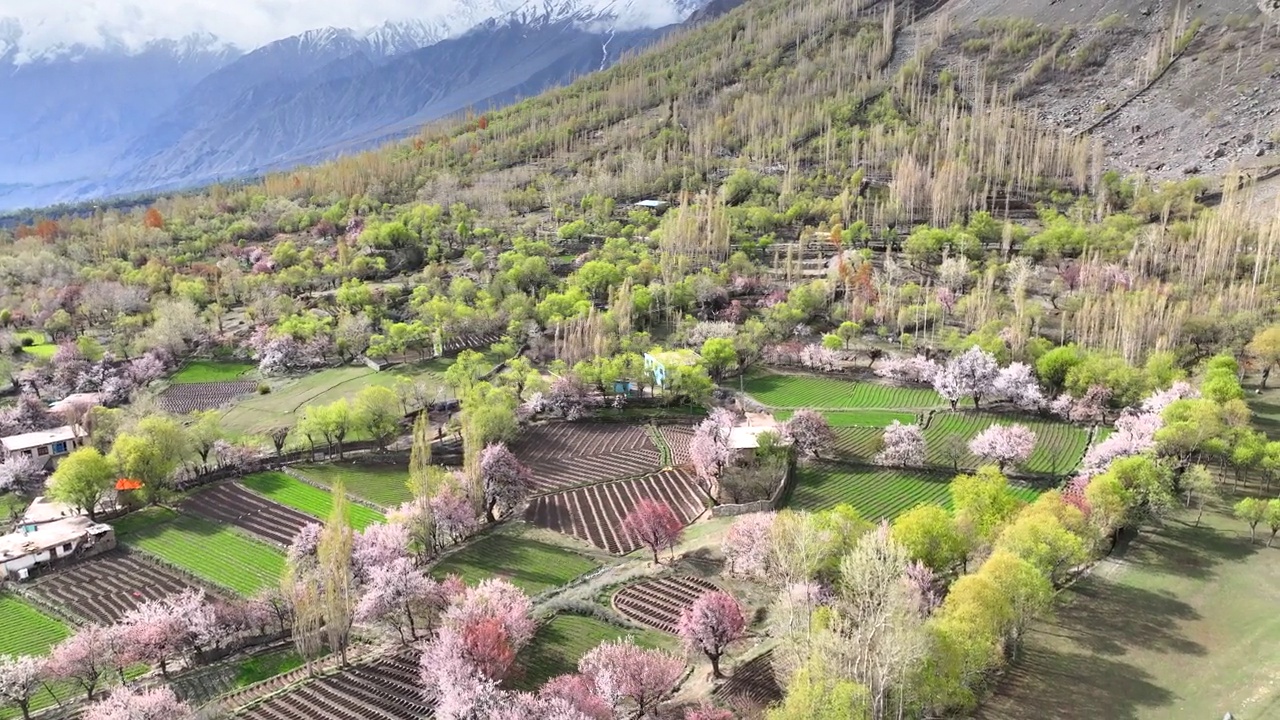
[690,409,735,495]
[722,512,775,578]
[933,346,999,410]
[785,409,834,460]
[540,675,612,720]
[355,557,444,643]
[479,443,534,522]
[545,376,597,420]
[0,654,43,720]
[903,560,940,617]
[685,703,734,720]
[353,522,410,579]
[798,345,839,372]
[676,591,746,678]
[1080,411,1161,473]
[431,484,479,546]
[47,624,112,701]
[116,600,185,678]
[578,639,684,718]
[0,454,42,494]
[993,362,1044,411]
[874,355,940,385]
[968,424,1037,471]
[1068,385,1111,423]
[621,499,684,564]
[874,421,925,467]
[1048,393,1074,419]
[1141,381,1199,414]
[286,523,323,569]
[83,686,191,720]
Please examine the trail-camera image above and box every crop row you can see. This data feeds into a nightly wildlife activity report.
[831,427,884,460]
[0,594,69,656]
[512,615,671,691]
[923,412,1088,475]
[787,465,1042,519]
[241,472,386,530]
[777,409,919,427]
[430,534,599,595]
[744,373,943,409]
[293,462,413,509]
[31,551,201,625]
[117,508,286,596]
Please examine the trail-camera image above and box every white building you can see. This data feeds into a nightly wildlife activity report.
[0,497,115,581]
[1,425,84,467]
[726,412,788,455]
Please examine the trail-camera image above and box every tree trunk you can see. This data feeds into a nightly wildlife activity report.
[406,603,417,641]
[709,652,723,679]
[485,498,497,524]
[19,700,30,720]
[1194,503,1205,527]
[651,546,660,565]
[1269,530,1278,548]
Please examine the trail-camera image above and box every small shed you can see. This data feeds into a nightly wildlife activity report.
[644,349,701,388]
[634,199,671,215]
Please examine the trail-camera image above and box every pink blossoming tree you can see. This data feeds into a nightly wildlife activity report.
[83,686,191,720]
[784,409,834,460]
[722,512,775,578]
[874,421,926,467]
[933,346,999,410]
[968,424,1037,471]
[621,499,685,565]
[676,591,747,678]
[578,639,684,718]
[479,443,534,522]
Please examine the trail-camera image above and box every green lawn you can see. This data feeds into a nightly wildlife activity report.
[743,372,943,409]
[513,614,672,690]
[292,462,413,509]
[787,464,1041,520]
[170,360,255,383]
[775,409,919,427]
[219,360,453,437]
[113,507,285,596]
[977,502,1280,720]
[241,472,385,530]
[432,532,600,595]
[20,343,55,359]
[0,593,69,655]
[1,491,30,522]
[923,412,1090,476]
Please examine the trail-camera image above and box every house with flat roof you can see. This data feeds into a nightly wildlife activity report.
[643,349,701,388]
[1,425,84,467]
[0,497,115,581]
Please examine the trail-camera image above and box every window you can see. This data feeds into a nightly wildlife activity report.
[52,441,67,454]
[37,446,49,456]
[61,543,72,554]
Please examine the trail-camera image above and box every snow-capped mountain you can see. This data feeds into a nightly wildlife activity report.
[0,0,722,210]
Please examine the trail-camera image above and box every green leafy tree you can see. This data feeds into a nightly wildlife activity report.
[767,662,869,720]
[950,466,1023,542]
[1234,497,1267,543]
[700,338,737,381]
[444,349,488,393]
[1265,499,1280,548]
[188,410,223,470]
[891,505,968,572]
[48,448,115,520]
[356,386,402,450]
[1246,325,1280,388]
[1179,464,1218,527]
[836,321,861,350]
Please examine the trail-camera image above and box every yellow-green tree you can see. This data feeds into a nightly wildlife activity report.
[47,448,114,521]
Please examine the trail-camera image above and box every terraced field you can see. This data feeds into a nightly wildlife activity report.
[430,532,599,595]
[656,424,696,466]
[30,551,205,624]
[831,426,884,460]
[293,462,413,509]
[513,615,672,690]
[775,409,919,427]
[240,472,385,530]
[113,507,286,596]
[158,381,258,414]
[787,465,1041,519]
[238,653,427,720]
[181,482,317,546]
[509,422,663,493]
[0,593,68,656]
[713,649,784,713]
[743,373,943,409]
[612,575,720,634]
[923,412,1089,475]
[525,468,707,554]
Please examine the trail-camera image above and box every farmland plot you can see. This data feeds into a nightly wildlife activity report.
[158,381,257,414]
[240,472,385,530]
[713,649,784,712]
[431,532,599,595]
[924,412,1089,475]
[776,409,919,427]
[743,373,943,409]
[116,508,286,596]
[293,461,412,509]
[238,652,428,720]
[31,551,205,624]
[831,426,884,460]
[513,615,672,690]
[613,575,720,634]
[657,424,695,466]
[525,468,707,554]
[510,422,663,493]
[181,482,317,546]
[0,593,69,656]
[788,464,1042,519]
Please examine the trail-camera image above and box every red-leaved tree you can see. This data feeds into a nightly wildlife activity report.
[676,590,747,678]
[621,499,684,564]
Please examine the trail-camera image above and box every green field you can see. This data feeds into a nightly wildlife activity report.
[775,409,919,427]
[170,360,255,383]
[20,343,55,359]
[0,594,69,655]
[293,462,413,509]
[513,614,671,690]
[923,412,1089,475]
[1,491,30,522]
[114,507,286,596]
[432,532,600,595]
[831,426,885,460]
[241,472,385,530]
[743,372,943,409]
[787,464,1041,519]
[977,502,1280,720]
[219,359,453,436]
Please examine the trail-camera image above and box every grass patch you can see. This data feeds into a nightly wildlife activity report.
[114,507,285,596]
[432,533,599,595]
[513,614,671,690]
[236,649,304,686]
[977,503,1279,719]
[241,472,385,530]
[220,360,453,437]
[787,464,1041,520]
[171,360,255,383]
[20,343,55,359]
[775,409,918,427]
[0,593,69,656]
[743,372,943,409]
[1,491,31,522]
[293,462,412,509]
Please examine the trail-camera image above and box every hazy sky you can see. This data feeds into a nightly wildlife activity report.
[2,0,685,57]
[2,0,496,54]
